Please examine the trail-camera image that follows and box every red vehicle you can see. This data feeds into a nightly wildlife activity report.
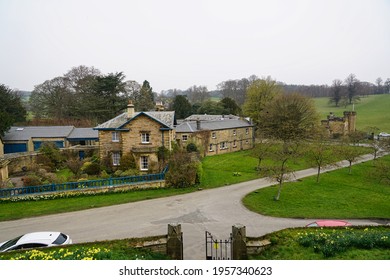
[305,220,352,227]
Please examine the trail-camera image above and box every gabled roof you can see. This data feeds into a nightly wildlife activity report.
[3,126,75,141]
[94,111,175,130]
[175,119,252,133]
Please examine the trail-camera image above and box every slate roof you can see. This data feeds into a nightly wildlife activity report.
[184,114,240,121]
[3,126,75,141]
[68,128,98,140]
[175,119,253,133]
[94,111,176,130]
[3,126,98,141]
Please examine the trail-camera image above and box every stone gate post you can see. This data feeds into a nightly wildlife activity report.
[167,223,183,260]
[232,224,247,260]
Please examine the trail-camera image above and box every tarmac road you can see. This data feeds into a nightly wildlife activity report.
[0,154,383,259]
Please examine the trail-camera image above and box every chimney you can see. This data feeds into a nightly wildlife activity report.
[196,119,201,130]
[127,100,135,118]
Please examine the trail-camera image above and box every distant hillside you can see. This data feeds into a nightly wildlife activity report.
[17,90,32,101]
[313,94,390,133]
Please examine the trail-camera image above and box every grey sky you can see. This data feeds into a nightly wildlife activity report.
[1,0,389,93]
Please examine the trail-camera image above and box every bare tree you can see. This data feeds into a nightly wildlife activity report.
[344,74,361,105]
[329,79,344,107]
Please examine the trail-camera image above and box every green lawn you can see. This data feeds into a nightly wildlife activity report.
[314,94,390,132]
[243,155,390,219]
[249,226,390,260]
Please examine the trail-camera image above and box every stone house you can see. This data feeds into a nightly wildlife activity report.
[94,102,175,172]
[321,111,357,137]
[175,115,254,156]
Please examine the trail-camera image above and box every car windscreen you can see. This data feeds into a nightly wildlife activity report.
[52,233,68,245]
[0,235,23,251]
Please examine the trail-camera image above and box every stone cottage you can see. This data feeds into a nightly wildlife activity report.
[94,101,175,172]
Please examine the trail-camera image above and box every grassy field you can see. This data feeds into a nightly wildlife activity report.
[313,94,390,132]
[243,155,390,219]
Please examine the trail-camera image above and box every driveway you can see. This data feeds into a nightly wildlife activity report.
[0,154,382,259]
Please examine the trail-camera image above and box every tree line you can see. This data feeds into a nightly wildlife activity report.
[1,65,389,136]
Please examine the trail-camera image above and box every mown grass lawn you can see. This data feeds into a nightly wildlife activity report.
[243,155,390,219]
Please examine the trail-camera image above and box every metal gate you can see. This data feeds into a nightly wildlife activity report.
[205,231,232,260]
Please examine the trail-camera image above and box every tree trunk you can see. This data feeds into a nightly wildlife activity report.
[316,165,321,183]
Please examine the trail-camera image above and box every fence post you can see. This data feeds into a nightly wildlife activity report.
[232,224,247,260]
[166,223,183,260]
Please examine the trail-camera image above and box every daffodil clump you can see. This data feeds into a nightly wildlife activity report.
[297,227,390,257]
[4,247,111,260]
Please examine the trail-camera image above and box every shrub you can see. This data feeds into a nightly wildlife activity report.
[81,161,101,175]
[165,151,198,188]
[186,143,198,153]
[120,152,136,170]
[22,175,42,187]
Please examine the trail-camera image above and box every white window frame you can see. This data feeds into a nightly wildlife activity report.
[140,156,149,170]
[141,133,150,144]
[220,142,228,150]
[182,135,188,141]
[212,132,216,139]
[112,131,120,142]
[245,128,249,135]
[112,152,120,166]
[233,129,236,136]
[209,144,214,151]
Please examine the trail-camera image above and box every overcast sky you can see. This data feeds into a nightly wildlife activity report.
[1,0,389,93]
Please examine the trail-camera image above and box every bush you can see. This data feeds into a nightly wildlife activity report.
[120,152,136,170]
[165,151,198,188]
[81,161,101,175]
[22,175,42,187]
[186,143,198,153]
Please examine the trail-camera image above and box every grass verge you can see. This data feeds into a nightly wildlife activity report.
[243,156,390,219]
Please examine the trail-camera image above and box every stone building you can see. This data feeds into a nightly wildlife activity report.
[321,111,357,137]
[94,101,175,172]
[175,115,254,156]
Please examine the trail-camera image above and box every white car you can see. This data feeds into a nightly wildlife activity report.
[378,132,390,137]
[0,232,72,252]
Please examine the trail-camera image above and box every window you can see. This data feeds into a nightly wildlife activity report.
[140,156,149,170]
[112,132,120,142]
[209,144,214,151]
[233,140,237,148]
[245,128,249,135]
[112,152,120,166]
[141,133,150,143]
[233,129,236,136]
[182,135,188,141]
[212,132,216,139]
[220,142,228,150]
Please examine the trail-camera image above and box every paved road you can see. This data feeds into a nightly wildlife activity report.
[0,154,384,259]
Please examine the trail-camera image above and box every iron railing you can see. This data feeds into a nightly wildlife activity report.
[0,169,168,199]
